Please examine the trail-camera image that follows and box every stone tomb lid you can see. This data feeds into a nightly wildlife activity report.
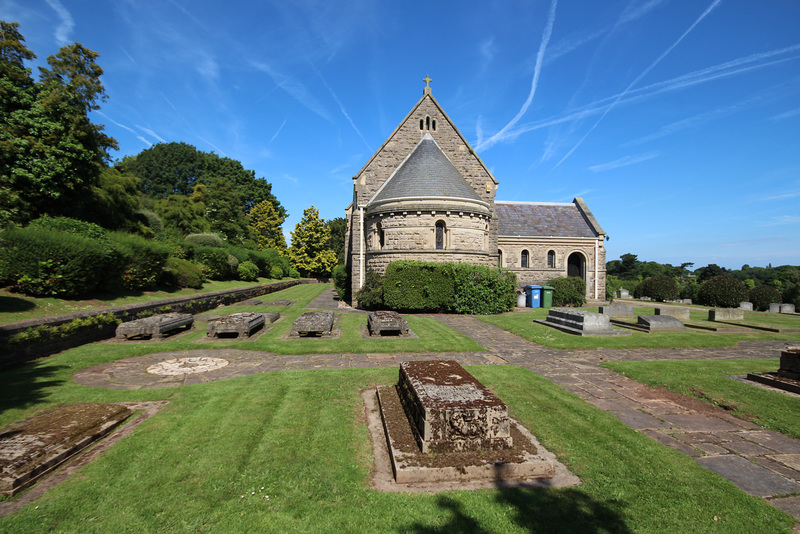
[400,360,504,410]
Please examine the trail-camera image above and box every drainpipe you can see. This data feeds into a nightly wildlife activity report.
[359,205,365,289]
[594,238,599,300]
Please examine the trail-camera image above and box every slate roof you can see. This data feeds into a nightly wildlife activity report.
[496,201,599,238]
[371,133,482,204]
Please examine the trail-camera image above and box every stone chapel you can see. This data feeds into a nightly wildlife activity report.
[344,79,607,304]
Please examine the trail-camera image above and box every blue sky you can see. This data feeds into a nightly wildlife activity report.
[3,0,799,270]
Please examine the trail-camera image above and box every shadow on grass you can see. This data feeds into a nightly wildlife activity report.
[0,360,67,417]
[0,295,35,314]
[409,490,631,534]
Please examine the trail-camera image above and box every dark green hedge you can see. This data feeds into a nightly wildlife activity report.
[749,285,781,311]
[697,274,749,308]
[634,274,678,302]
[163,257,206,289]
[383,261,455,312]
[547,276,586,307]
[451,264,516,314]
[109,232,171,290]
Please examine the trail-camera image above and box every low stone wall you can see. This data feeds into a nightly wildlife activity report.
[0,279,312,369]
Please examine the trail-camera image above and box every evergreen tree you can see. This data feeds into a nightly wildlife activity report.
[324,216,347,264]
[289,206,337,277]
[248,199,287,252]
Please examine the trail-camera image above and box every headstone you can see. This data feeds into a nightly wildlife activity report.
[769,303,781,313]
[781,304,796,314]
[598,305,634,317]
[290,311,334,337]
[708,308,744,321]
[618,288,631,299]
[535,308,630,336]
[115,313,194,340]
[367,311,409,336]
[638,315,685,332]
[739,302,753,311]
[396,360,511,454]
[206,312,265,338]
[779,347,800,380]
[654,307,691,321]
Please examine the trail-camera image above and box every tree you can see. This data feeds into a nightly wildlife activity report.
[248,199,287,252]
[289,206,337,277]
[697,264,726,283]
[190,179,250,243]
[324,216,347,264]
[155,193,209,236]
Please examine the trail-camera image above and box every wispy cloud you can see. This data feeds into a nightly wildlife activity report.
[44,0,74,46]
[550,0,724,170]
[761,191,800,201]
[588,153,658,172]
[772,107,800,121]
[763,215,800,226]
[476,0,558,151]
[136,125,166,144]
[252,61,332,122]
[317,70,372,151]
[269,119,287,145]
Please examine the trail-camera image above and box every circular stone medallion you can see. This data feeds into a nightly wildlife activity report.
[147,357,229,376]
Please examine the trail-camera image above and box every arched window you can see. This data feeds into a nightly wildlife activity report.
[521,250,529,268]
[419,119,424,130]
[547,250,556,268]
[377,222,384,249]
[498,249,503,268]
[435,221,445,250]
[432,119,437,131]
[426,116,431,130]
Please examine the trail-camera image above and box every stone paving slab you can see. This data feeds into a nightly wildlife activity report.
[697,455,800,497]
[610,409,669,430]
[659,414,744,432]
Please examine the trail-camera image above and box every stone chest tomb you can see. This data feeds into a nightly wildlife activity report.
[368,311,409,336]
[206,312,265,338]
[115,313,194,340]
[289,311,334,337]
[397,360,512,454]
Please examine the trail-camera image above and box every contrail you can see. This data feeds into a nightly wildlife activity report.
[551,0,723,171]
[476,0,558,151]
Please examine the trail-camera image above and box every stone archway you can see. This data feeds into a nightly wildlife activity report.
[567,252,585,280]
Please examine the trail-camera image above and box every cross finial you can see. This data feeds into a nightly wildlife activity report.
[423,75,432,95]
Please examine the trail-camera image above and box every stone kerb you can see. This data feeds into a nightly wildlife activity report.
[638,315,685,332]
[654,307,691,321]
[709,308,744,321]
[598,305,634,317]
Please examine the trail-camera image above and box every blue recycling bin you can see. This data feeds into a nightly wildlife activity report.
[525,285,542,308]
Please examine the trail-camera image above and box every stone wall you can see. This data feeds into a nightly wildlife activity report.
[0,279,311,369]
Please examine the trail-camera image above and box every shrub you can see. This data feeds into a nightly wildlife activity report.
[332,264,350,301]
[237,261,259,282]
[109,232,171,290]
[27,215,108,242]
[547,277,586,307]
[163,257,206,289]
[269,265,284,279]
[679,279,698,302]
[697,274,749,308]
[606,275,623,302]
[355,269,384,310]
[451,264,516,314]
[185,233,225,248]
[634,274,678,302]
[227,254,240,278]
[0,227,110,297]
[194,247,231,279]
[383,261,455,312]
[749,285,782,311]
[287,267,301,279]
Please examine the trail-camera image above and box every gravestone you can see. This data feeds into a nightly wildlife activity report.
[290,311,334,337]
[781,304,796,314]
[618,288,631,299]
[535,308,629,336]
[367,311,409,336]
[655,307,691,321]
[598,305,634,317]
[779,347,800,380]
[206,312,265,338]
[0,404,132,496]
[115,313,194,340]
[395,360,512,454]
[638,315,685,332]
[708,308,744,321]
[740,302,754,311]
[769,303,781,313]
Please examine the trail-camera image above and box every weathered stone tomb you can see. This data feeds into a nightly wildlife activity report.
[368,311,409,336]
[206,312,266,338]
[536,308,629,336]
[115,313,194,340]
[289,311,334,337]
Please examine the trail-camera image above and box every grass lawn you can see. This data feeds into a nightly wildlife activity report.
[0,278,287,324]
[0,364,793,533]
[604,358,800,440]
[478,308,800,350]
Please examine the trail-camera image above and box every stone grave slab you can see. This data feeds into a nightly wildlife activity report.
[598,305,634,317]
[396,360,511,454]
[207,312,265,338]
[747,346,800,394]
[262,300,293,306]
[367,311,409,336]
[638,314,685,332]
[535,308,630,336]
[115,313,193,340]
[740,302,754,311]
[708,308,744,321]
[232,299,262,306]
[654,307,691,321]
[0,404,132,496]
[289,311,334,337]
[697,455,800,497]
